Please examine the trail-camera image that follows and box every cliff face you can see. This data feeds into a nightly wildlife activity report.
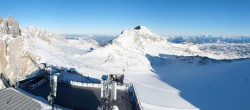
[0,17,37,85]
[4,37,39,84]
[0,40,7,73]
[0,16,21,37]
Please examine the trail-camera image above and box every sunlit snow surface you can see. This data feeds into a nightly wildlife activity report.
[21,27,250,110]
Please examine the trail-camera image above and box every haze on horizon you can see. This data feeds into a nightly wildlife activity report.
[0,0,250,36]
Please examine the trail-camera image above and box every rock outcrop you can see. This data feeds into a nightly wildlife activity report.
[0,79,6,90]
[0,16,37,85]
[0,40,7,73]
[0,16,21,36]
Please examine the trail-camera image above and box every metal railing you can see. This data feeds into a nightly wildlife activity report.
[130,83,144,110]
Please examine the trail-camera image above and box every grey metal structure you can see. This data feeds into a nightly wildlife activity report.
[0,88,41,110]
[15,67,19,88]
[47,67,59,106]
[99,75,119,110]
[17,66,136,110]
[111,81,117,101]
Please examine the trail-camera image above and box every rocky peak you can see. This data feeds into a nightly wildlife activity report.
[117,26,163,43]
[134,26,143,30]
[133,25,153,35]
[111,26,165,52]
[0,16,21,36]
[134,25,150,31]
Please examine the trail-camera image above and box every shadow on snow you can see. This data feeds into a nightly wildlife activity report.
[146,54,250,110]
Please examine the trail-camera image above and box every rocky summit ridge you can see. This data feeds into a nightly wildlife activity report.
[0,16,21,37]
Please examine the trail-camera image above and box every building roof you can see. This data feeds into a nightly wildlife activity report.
[0,88,42,110]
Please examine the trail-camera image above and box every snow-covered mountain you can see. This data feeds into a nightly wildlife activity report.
[1,16,250,110]
[80,26,250,110]
[83,25,250,70]
[167,35,250,44]
[0,17,99,84]
[64,34,116,46]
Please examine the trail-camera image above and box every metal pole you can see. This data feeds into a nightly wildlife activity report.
[15,67,19,88]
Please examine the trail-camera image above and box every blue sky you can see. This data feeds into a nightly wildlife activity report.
[0,0,250,36]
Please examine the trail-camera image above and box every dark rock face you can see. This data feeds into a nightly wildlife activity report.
[0,17,2,22]
[7,16,20,36]
[134,26,142,30]
[0,16,21,36]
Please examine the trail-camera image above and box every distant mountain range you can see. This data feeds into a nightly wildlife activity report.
[167,35,250,44]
